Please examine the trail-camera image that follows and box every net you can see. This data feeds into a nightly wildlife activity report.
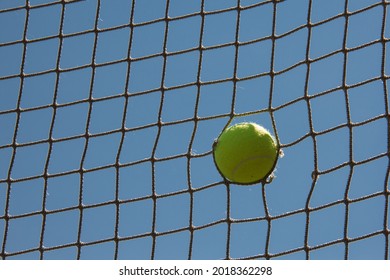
[0,0,389,260]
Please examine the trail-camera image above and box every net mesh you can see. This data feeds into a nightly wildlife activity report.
[0,0,389,260]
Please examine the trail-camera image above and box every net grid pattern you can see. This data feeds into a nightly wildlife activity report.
[0,0,389,260]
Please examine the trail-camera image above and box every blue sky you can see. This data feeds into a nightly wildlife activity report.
[0,0,389,260]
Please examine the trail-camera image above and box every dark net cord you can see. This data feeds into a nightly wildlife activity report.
[0,0,389,260]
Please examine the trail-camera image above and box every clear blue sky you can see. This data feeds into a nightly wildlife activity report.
[0,0,389,260]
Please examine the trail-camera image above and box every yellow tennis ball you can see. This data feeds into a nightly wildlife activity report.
[212,122,279,184]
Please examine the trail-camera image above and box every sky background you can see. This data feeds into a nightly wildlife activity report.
[0,0,389,260]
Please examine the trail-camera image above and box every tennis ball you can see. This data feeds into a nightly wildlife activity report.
[212,122,279,184]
